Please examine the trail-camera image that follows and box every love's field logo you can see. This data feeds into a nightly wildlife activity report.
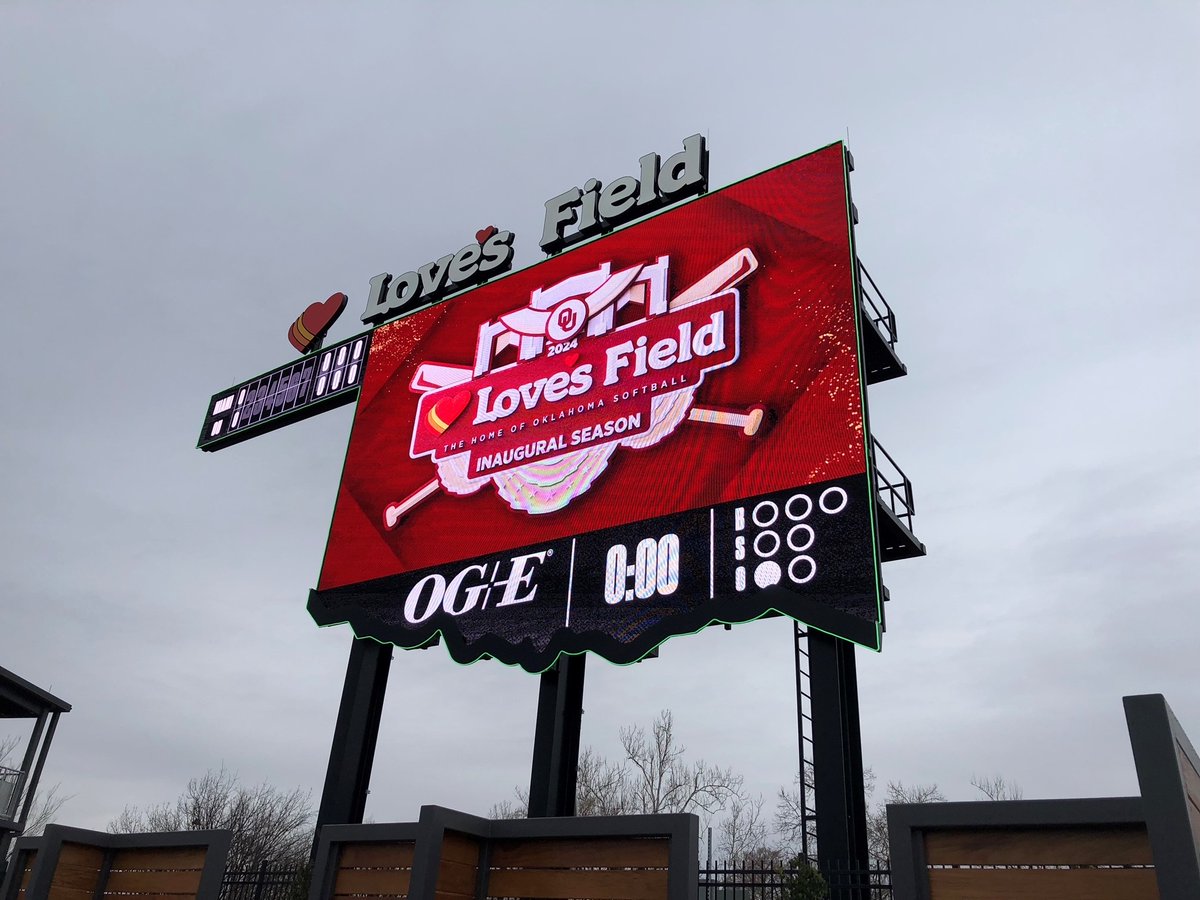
[384,249,764,528]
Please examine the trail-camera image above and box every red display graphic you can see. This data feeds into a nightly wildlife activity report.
[311,143,879,668]
[398,264,744,523]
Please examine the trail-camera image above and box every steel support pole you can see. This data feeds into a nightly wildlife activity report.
[808,630,869,899]
[527,654,585,817]
[17,712,58,826]
[313,638,391,850]
[0,711,50,868]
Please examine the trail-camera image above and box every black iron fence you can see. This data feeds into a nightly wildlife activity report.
[223,859,893,900]
[220,863,306,900]
[822,859,893,900]
[700,860,892,900]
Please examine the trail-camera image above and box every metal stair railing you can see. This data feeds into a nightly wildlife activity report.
[0,764,24,820]
[858,262,897,350]
[872,437,916,534]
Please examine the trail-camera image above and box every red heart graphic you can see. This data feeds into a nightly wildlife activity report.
[561,352,580,369]
[475,225,498,244]
[428,389,472,434]
[289,292,348,353]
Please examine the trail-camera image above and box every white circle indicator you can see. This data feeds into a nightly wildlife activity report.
[754,561,782,588]
[787,524,815,552]
[752,501,779,528]
[786,493,812,521]
[753,530,780,558]
[788,556,817,584]
[819,487,848,515]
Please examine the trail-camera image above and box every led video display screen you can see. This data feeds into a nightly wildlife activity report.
[308,142,881,671]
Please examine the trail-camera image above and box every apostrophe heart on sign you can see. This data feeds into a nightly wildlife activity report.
[289,292,348,353]
[475,225,498,244]
[428,390,472,434]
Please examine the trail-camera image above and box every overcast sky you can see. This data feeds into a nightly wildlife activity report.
[2,1,1198,845]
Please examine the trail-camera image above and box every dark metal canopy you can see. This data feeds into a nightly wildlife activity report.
[0,665,71,718]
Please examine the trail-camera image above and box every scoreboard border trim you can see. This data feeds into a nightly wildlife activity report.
[306,141,885,672]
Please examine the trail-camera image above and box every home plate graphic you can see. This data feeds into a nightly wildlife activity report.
[386,248,761,526]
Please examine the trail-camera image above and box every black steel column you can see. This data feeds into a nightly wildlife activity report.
[313,638,391,847]
[527,654,585,817]
[808,630,869,899]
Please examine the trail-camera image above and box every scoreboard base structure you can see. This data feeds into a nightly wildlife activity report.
[308,473,883,673]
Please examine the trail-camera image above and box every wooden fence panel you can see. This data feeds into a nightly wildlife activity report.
[488,836,669,869]
[923,824,1153,867]
[485,866,668,900]
[928,866,1158,900]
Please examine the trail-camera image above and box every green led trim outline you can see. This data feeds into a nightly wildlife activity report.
[842,141,886,654]
[311,597,880,676]
[312,139,885,670]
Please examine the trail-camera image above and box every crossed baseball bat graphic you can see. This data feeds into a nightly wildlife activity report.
[384,249,767,530]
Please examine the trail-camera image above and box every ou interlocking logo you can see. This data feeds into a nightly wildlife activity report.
[550,302,582,341]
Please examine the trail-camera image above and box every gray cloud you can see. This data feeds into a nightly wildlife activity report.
[2,0,1197,834]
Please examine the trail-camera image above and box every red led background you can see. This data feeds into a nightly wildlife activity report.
[319,143,865,591]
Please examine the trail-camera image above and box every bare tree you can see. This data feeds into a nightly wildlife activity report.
[865,778,946,871]
[885,781,946,805]
[108,766,313,871]
[773,763,817,859]
[970,773,1023,801]
[619,710,743,816]
[493,710,746,826]
[487,787,528,820]
[718,794,777,863]
[575,746,634,816]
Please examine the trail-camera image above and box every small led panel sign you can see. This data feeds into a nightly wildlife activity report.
[198,334,370,451]
[309,142,882,672]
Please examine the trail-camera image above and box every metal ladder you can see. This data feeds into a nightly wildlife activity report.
[794,622,818,862]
